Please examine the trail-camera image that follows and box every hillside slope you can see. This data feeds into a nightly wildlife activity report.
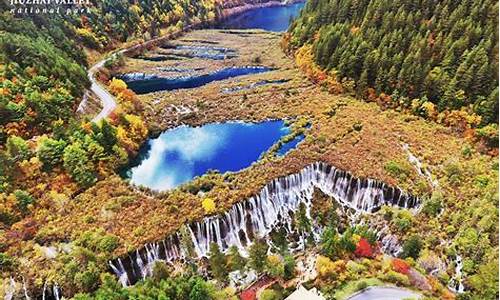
[286,0,498,127]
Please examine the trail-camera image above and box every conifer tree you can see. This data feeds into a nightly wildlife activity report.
[208,243,228,282]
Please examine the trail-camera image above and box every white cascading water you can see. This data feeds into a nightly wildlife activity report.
[22,278,31,300]
[448,255,465,293]
[76,91,90,115]
[403,144,439,189]
[5,277,15,300]
[38,281,61,300]
[109,162,419,286]
[42,281,47,300]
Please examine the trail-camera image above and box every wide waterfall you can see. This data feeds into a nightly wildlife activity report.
[109,162,419,286]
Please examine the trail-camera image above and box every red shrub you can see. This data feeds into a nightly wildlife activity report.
[392,258,411,275]
[354,238,374,258]
[240,289,256,300]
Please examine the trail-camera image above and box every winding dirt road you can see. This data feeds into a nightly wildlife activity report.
[88,52,121,122]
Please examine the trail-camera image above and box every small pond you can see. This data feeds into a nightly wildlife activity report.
[220,1,305,32]
[121,66,272,94]
[123,120,301,191]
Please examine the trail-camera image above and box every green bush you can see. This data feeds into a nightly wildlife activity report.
[401,235,423,259]
[152,261,170,282]
[474,175,490,188]
[461,144,473,158]
[98,235,120,253]
[422,191,443,217]
[347,260,367,274]
[356,280,368,291]
[74,262,100,292]
[266,255,285,278]
[444,161,462,184]
[393,211,413,232]
[249,239,268,273]
[467,260,499,299]
[189,278,211,300]
[14,190,35,213]
[283,254,296,280]
[476,124,499,148]
[456,228,479,254]
[74,229,120,254]
[260,289,282,300]
[0,253,15,270]
[37,137,67,171]
[382,270,410,285]
[384,160,411,179]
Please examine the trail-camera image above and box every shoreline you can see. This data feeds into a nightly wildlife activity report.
[83,0,304,121]
[219,0,305,20]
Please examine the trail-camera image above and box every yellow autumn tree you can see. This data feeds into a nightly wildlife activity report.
[202,198,216,214]
[116,114,148,154]
[316,255,346,279]
[124,114,148,144]
[421,101,437,119]
[109,78,127,96]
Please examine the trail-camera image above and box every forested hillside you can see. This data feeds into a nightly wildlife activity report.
[286,0,498,130]
[0,0,219,140]
[72,0,218,50]
[0,1,498,299]
[0,0,221,232]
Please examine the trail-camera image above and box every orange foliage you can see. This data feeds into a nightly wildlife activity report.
[295,45,344,94]
[427,32,435,47]
[81,122,93,133]
[392,258,411,275]
[81,15,89,27]
[376,93,392,109]
[4,122,27,137]
[117,89,136,103]
[0,87,9,96]
[440,109,481,132]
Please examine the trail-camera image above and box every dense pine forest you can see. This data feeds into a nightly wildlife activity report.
[286,0,498,134]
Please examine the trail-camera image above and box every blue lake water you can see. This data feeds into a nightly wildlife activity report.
[125,120,299,191]
[122,66,272,94]
[277,134,305,156]
[136,55,170,62]
[220,2,305,32]
[122,3,309,190]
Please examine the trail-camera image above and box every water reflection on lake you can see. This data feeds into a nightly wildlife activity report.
[122,66,272,94]
[220,2,305,32]
[125,120,294,191]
